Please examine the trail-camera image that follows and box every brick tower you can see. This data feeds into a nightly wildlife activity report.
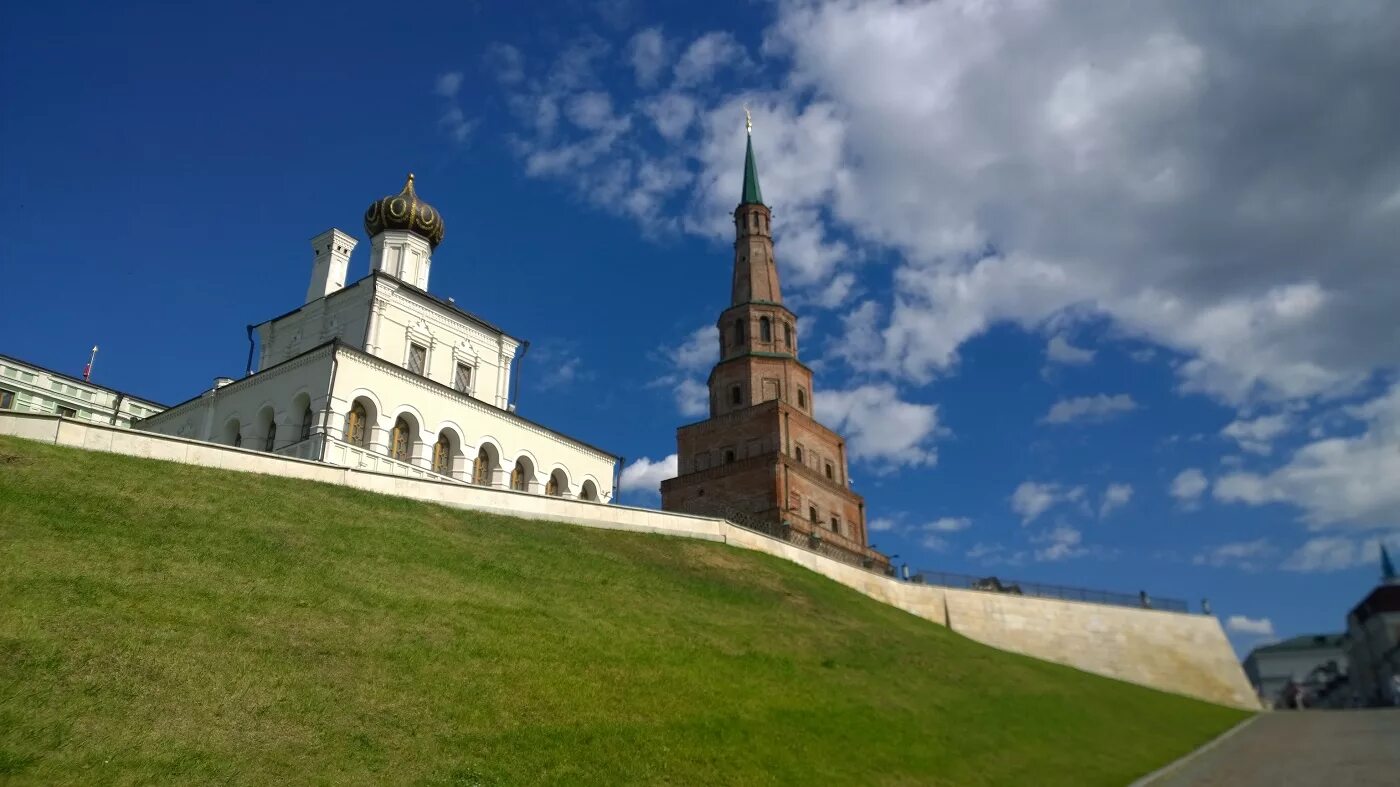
[661,116,886,569]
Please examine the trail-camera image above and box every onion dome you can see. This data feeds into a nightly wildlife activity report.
[363,173,445,248]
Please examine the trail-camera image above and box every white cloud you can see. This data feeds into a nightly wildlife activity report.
[924,517,971,533]
[642,91,698,141]
[868,517,898,533]
[1226,615,1275,638]
[815,384,940,472]
[434,72,464,98]
[1221,413,1292,456]
[619,454,677,499]
[1281,534,1399,573]
[626,27,667,87]
[672,31,746,87]
[1215,383,1400,529]
[434,72,474,143]
[1011,481,1083,524]
[649,325,716,418]
[1041,393,1138,425]
[485,43,525,85]
[1099,483,1133,517]
[1032,525,1086,562]
[1192,539,1275,572]
[1046,335,1095,365]
[1170,468,1208,505]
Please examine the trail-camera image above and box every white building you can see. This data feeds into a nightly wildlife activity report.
[138,174,618,502]
[0,352,165,428]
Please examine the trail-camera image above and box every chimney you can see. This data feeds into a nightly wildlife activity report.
[306,228,359,303]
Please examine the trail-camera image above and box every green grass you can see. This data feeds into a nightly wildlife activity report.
[0,435,1247,785]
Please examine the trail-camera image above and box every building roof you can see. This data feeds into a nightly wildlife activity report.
[0,351,167,409]
[1249,634,1346,656]
[1350,583,1400,624]
[741,131,763,205]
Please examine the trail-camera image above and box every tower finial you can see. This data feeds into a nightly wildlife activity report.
[744,104,752,135]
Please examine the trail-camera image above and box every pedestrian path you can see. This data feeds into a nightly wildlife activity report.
[1146,709,1400,786]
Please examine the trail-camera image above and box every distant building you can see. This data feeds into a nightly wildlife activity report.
[0,352,164,428]
[1343,547,1400,706]
[1242,634,1347,708]
[658,117,885,569]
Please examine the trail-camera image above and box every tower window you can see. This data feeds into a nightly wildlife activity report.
[733,319,745,345]
[809,506,819,523]
[825,462,834,480]
[724,449,736,464]
[797,388,807,409]
[731,385,742,405]
[454,362,473,393]
[830,516,840,533]
[784,323,793,349]
[406,343,427,375]
[760,317,772,342]
[794,444,804,463]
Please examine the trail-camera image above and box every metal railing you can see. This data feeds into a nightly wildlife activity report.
[910,570,1191,613]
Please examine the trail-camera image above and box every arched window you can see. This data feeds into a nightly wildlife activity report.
[809,505,819,523]
[473,447,492,485]
[797,388,807,409]
[300,406,314,441]
[511,464,528,491]
[546,475,559,496]
[263,422,277,452]
[390,417,412,462]
[432,433,452,475]
[759,317,772,342]
[346,403,368,447]
[794,445,804,463]
[731,385,742,405]
[580,480,598,501]
[724,449,736,464]
[784,323,793,349]
[733,319,745,345]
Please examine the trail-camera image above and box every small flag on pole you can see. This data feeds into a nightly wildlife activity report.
[83,345,98,382]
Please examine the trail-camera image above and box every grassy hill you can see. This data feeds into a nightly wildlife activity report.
[0,435,1247,785]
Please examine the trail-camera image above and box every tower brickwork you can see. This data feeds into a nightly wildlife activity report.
[661,121,884,568]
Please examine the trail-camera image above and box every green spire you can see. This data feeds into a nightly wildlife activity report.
[1383,544,1397,583]
[741,124,763,205]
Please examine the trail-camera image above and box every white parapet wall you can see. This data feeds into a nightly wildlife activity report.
[0,411,1259,709]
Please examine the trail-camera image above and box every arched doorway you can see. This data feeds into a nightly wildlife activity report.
[431,430,455,476]
[579,479,599,502]
[345,399,373,448]
[546,468,569,497]
[511,456,535,492]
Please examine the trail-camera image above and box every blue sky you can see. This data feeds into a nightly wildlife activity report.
[3,1,1398,657]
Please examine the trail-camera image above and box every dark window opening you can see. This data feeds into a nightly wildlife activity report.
[825,463,834,480]
[731,385,742,405]
[759,317,772,342]
[784,323,793,349]
[830,516,840,533]
[264,423,277,452]
[797,388,807,409]
[724,450,736,464]
[809,506,819,523]
[794,445,804,462]
[733,319,745,345]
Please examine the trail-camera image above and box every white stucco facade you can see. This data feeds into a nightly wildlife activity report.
[138,177,618,502]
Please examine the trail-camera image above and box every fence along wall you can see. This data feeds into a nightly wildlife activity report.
[0,412,1259,709]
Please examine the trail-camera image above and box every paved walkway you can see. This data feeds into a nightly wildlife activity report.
[1147,709,1400,786]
